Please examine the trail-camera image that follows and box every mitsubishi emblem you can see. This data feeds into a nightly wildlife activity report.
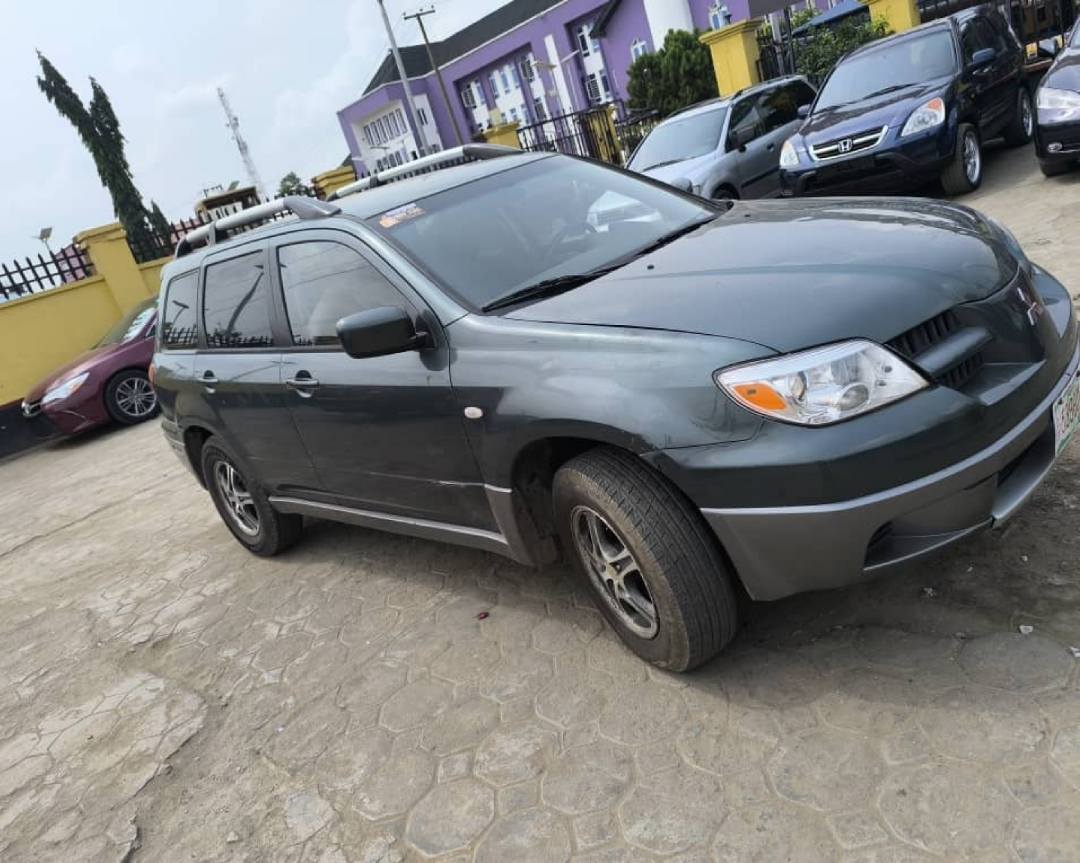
[1016,283,1042,326]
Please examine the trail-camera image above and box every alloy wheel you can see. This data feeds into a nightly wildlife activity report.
[571,505,658,638]
[213,460,260,537]
[1021,91,1033,138]
[114,376,157,419]
[963,131,981,185]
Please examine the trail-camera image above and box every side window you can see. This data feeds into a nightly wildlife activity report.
[962,19,997,64]
[277,241,407,347]
[727,95,763,149]
[202,252,275,349]
[789,80,817,108]
[758,85,799,134]
[161,272,198,350]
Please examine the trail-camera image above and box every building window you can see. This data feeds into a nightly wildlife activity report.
[418,107,429,125]
[709,4,732,29]
[461,83,477,109]
[520,56,535,81]
[630,39,648,61]
[396,108,406,132]
[499,68,511,93]
[575,24,593,57]
[489,72,500,98]
[599,69,612,102]
[533,96,547,120]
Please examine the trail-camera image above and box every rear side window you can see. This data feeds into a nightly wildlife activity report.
[202,252,275,349]
[276,241,406,346]
[788,80,816,108]
[161,272,198,350]
[757,85,799,134]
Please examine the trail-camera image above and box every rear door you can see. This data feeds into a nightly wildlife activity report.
[193,243,319,494]
[270,230,492,530]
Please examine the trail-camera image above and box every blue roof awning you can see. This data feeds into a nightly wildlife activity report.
[792,0,868,35]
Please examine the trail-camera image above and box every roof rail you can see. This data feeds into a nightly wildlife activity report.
[330,143,520,200]
[174,196,341,258]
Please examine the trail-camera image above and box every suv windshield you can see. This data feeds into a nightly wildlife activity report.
[97,299,156,347]
[815,29,957,110]
[367,157,713,311]
[628,107,729,171]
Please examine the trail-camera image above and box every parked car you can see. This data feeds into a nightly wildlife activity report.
[154,146,1079,671]
[626,76,817,199]
[1035,22,1080,176]
[22,299,159,434]
[780,7,1033,197]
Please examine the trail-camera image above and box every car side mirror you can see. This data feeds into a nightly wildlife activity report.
[797,104,810,119]
[730,127,753,151]
[970,47,996,68]
[668,176,694,193]
[336,306,429,359]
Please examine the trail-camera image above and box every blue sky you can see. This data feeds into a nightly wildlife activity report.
[1,0,506,260]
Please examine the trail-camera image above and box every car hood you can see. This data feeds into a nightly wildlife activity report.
[1043,46,1080,92]
[24,343,114,403]
[800,78,951,143]
[506,197,1017,353]
[638,151,718,185]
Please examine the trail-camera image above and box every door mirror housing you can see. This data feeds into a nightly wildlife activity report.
[729,126,754,151]
[668,176,694,193]
[336,306,428,359]
[970,47,996,68]
[796,104,810,119]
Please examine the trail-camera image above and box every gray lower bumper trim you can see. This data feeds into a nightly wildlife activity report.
[702,339,1080,601]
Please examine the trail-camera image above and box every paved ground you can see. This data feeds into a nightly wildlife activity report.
[1,145,1080,863]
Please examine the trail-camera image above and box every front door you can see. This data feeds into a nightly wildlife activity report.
[193,244,318,494]
[729,92,783,199]
[962,16,1013,136]
[270,231,492,530]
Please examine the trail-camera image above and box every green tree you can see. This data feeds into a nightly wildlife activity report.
[36,53,160,251]
[795,17,891,85]
[276,171,315,198]
[627,29,718,117]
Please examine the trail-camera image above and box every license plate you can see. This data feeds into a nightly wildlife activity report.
[1053,372,1080,453]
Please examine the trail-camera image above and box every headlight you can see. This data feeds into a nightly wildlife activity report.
[779,138,799,168]
[1036,86,1080,124]
[715,341,927,426]
[901,97,946,137]
[42,372,89,406]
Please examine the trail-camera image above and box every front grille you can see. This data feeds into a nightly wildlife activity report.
[809,126,888,161]
[887,310,985,390]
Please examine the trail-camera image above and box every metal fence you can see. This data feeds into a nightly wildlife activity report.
[516,106,625,165]
[126,214,212,265]
[0,244,95,302]
[918,0,1077,57]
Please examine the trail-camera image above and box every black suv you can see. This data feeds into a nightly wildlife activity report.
[780,7,1033,196]
[154,146,1079,671]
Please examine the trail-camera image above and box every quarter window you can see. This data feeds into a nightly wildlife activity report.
[202,252,275,349]
[161,271,198,349]
[630,39,648,61]
[277,241,406,347]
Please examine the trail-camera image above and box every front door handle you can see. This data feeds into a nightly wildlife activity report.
[766,142,776,151]
[200,371,219,392]
[285,373,320,397]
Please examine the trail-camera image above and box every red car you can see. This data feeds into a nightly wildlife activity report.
[22,299,159,435]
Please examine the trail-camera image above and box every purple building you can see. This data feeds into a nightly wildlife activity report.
[337,0,759,175]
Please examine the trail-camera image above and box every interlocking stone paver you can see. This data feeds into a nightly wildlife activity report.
[879,762,1017,856]
[958,633,1074,692]
[2,157,1079,859]
[769,727,886,812]
[405,778,494,855]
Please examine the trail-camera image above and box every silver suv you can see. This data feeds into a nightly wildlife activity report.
[627,76,816,200]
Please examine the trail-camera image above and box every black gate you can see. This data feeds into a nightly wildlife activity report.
[756,27,798,83]
[516,106,625,165]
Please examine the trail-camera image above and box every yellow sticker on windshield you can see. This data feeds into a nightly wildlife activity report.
[379,202,425,228]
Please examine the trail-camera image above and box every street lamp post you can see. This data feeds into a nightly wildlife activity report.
[376,0,431,158]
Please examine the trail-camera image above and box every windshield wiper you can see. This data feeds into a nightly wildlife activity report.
[628,214,717,260]
[860,83,912,100]
[481,264,622,312]
[638,158,684,172]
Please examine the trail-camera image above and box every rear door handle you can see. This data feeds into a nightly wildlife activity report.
[285,373,320,397]
[200,371,218,391]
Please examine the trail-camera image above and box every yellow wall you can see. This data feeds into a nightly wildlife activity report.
[312,165,357,200]
[483,122,521,149]
[860,0,920,32]
[0,222,164,406]
[701,20,763,96]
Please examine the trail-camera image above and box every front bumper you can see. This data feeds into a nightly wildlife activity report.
[781,127,954,196]
[1034,119,1080,165]
[694,335,1079,601]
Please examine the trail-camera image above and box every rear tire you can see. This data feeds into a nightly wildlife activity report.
[941,123,982,196]
[104,369,158,425]
[1003,87,1034,147]
[1040,159,1071,177]
[553,447,739,672]
[202,438,302,556]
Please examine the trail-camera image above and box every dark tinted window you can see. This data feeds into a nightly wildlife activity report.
[628,106,728,170]
[202,252,275,349]
[727,95,765,147]
[962,18,999,62]
[277,241,405,346]
[758,84,799,134]
[98,298,156,347]
[816,30,957,110]
[788,79,817,107]
[161,273,198,349]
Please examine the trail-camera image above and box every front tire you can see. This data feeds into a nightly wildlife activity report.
[1003,87,1034,147]
[201,439,302,556]
[941,123,982,196]
[553,447,739,672]
[104,369,158,425]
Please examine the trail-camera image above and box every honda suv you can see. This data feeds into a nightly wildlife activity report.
[780,7,1033,196]
[154,145,1079,671]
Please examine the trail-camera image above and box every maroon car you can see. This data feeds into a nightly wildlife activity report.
[22,299,158,435]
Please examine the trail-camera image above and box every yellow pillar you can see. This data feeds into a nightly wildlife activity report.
[311,165,357,200]
[859,0,919,33]
[700,19,763,97]
[483,121,522,149]
[75,222,156,314]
